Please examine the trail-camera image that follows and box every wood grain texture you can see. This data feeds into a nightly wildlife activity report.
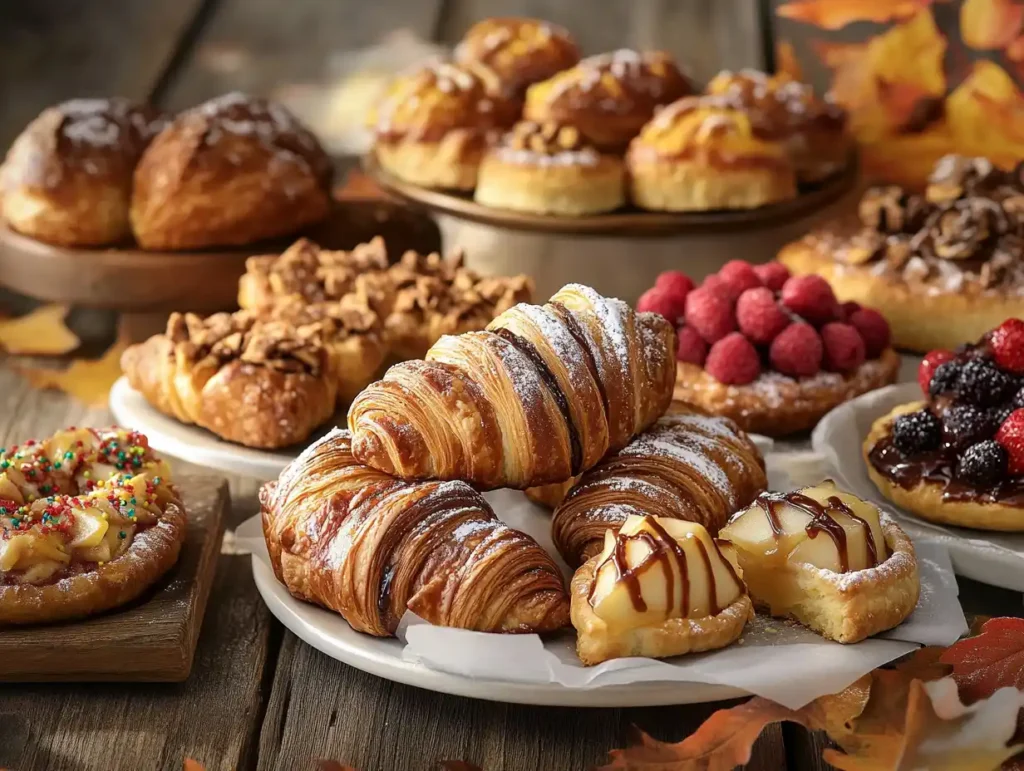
[257,633,787,771]
[0,475,227,682]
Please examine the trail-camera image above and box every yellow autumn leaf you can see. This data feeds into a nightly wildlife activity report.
[17,336,128,407]
[961,0,1024,50]
[946,60,1024,164]
[0,304,80,356]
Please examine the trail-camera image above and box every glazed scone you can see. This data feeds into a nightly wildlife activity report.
[475,121,625,215]
[720,481,919,643]
[627,95,797,211]
[571,515,752,665]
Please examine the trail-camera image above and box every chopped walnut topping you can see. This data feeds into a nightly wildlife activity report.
[912,198,1010,261]
[504,120,588,154]
[858,186,928,234]
[926,155,1008,204]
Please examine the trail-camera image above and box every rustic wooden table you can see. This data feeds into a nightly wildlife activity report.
[1,3,1022,770]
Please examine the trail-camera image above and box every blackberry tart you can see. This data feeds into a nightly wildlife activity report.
[863,318,1024,531]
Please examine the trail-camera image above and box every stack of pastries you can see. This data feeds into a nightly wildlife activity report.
[261,282,920,664]
[370,18,849,216]
[121,237,532,449]
[1,92,333,249]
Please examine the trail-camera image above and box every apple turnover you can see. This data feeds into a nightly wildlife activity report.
[719,481,919,644]
[571,514,751,665]
[0,427,185,624]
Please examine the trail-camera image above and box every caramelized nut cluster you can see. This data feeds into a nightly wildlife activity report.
[503,120,586,154]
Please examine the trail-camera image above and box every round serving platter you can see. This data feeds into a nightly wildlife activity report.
[365,153,858,237]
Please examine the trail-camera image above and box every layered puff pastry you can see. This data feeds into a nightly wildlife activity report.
[720,481,920,643]
[571,514,751,665]
[0,427,184,624]
[627,95,798,212]
[474,120,625,215]
[551,407,767,567]
[372,61,519,189]
[778,156,1024,353]
[454,17,580,100]
[131,92,333,250]
[523,49,693,151]
[261,427,569,636]
[1,98,165,247]
[348,283,677,490]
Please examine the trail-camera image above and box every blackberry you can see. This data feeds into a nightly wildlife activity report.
[928,360,961,397]
[892,409,942,454]
[956,440,1008,486]
[942,404,997,451]
[994,404,1015,426]
[954,359,1017,407]
[1012,387,1024,411]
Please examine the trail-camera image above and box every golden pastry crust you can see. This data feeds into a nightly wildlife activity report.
[475,121,625,215]
[130,92,333,250]
[373,61,519,190]
[864,403,1024,531]
[571,556,752,666]
[525,478,576,508]
[524,50,693,151]
[627,96,797,211]
[454,17,580,99]
[778,233,1024,354]
[674,348,901,437]
[1,98,165,247]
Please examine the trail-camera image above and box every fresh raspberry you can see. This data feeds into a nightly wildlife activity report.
[676,325,708,365]
[821,322,866,373]
[717,260,763,297]
[839,301,861,321]
[989,318,1024,374]
[705,332,761,385]
[637,288,686,325]
[654,270,695,300]
[847,308,891,358]
[769,322,823,378]
[780,275,839,326]
[753,262,790,292]
[735,287,791,344]
[684,287,736,343]
[700,274,741,304]
[995,409,1024,475]
[919,350,956,395]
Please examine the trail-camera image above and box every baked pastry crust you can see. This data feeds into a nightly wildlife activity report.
[627,96,797,211]
[524,50,692,151]
[674,348,901,437]
[454,17,580,99]
[475,121,625,215]
[864,402,1024,531]
[131,92,333,250]
[1,98,165,247]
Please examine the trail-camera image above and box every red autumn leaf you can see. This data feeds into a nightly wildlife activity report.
[183,762,205,771]
[777,0,931,30]
[317,762,358,771]
[940,617,1024,703]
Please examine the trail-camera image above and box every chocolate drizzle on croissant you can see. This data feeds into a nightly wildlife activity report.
[261,428,569,636]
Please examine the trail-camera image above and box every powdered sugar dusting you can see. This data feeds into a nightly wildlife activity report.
[619,436,733,504]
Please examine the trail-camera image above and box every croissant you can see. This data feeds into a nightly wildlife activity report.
[551,406,768,567]
[260,428,570,636]
[348,283,677,490]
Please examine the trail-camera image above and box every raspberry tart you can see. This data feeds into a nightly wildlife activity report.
[639,261,900,436]
[864,319,1024,531]
[0,427,185,624]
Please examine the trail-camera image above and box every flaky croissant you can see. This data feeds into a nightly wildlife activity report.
[261,428,569,636]
[552,406,767,567]
[348,283,677,490]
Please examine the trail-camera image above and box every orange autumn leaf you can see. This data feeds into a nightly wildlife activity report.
[316,762,359,771]
[777,0,930,30]
[961,0,1024,50]
[946,60,1024,161]
[774,41,804,82]
[17,336,127,407]
[0,304,80,356]
[183,762,205,771]
[941,617,1024,704]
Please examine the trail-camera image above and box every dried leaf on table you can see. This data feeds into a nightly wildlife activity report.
[961,0,1024,50]
[16,335,128,406]
[777,0,931,30]
[946,61,1024,164]
[317,761,359,771]
[0,304,80,355]
[941,617,1024,703]
[774,41,804,82]
[183,761,206,771]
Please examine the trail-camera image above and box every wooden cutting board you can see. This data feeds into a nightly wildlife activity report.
[0,475,228,682]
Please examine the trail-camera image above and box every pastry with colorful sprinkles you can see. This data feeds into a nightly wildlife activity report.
[0,427,184,625]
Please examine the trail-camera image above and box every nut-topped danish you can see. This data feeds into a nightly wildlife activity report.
[0,427,185,624]
[778,155,1024,353]
[720,481,919,643]
[474,120,625,215]
[627,95,798,211]
[372,61,519,189]
[524,49,693,151]
[131,92,333,250]
[454,17,580,100]
[706,69,850,184]
[1,98,165,247]
[571,514,752,665]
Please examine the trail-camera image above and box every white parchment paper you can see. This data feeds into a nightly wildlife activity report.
[811,382,1024,592]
